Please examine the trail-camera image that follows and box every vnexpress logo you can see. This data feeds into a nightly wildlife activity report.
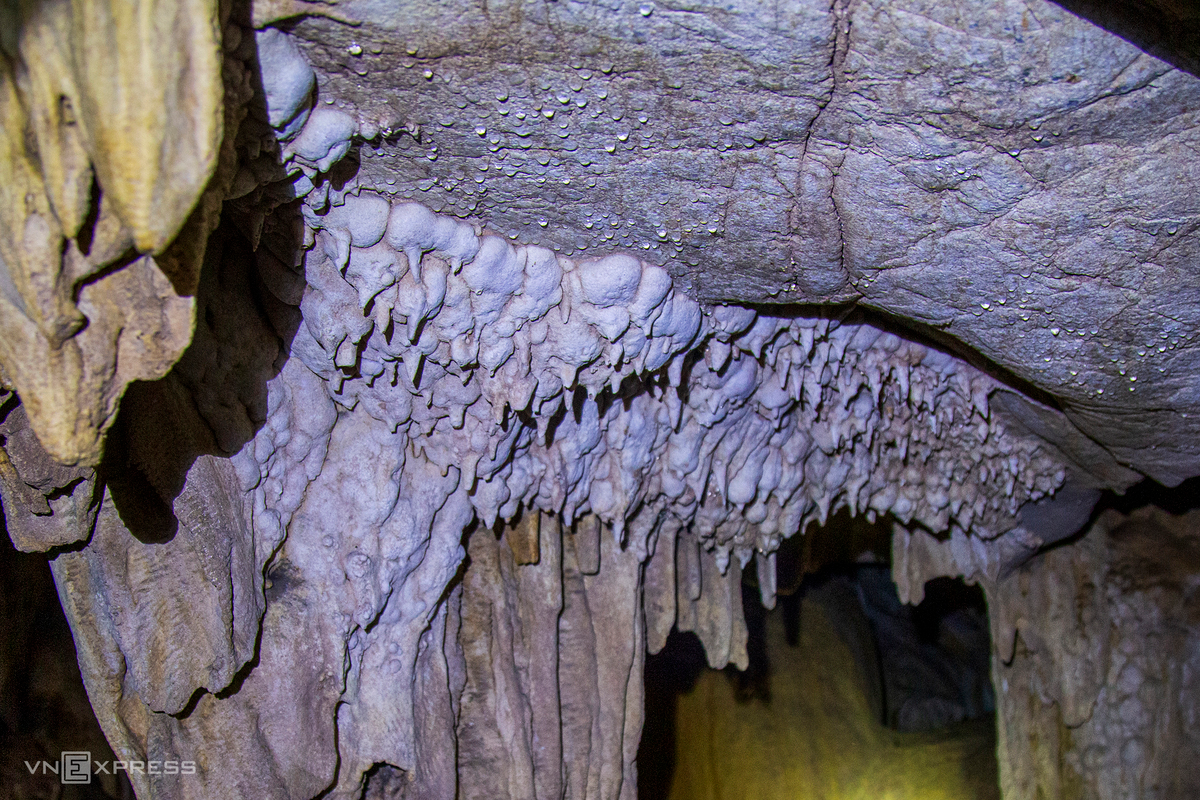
[23,752,92,784]
[61,751,91,784]
[25,752,197,784]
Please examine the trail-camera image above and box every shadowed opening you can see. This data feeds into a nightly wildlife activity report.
[638,510,1000,800]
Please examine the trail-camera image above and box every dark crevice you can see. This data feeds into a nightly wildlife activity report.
[75,173,103,257]
[0,529,134,799]
[1052,0,1200,79]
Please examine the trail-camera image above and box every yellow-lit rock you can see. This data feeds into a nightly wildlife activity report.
[667,597,1000,800]
[0,0,222,465]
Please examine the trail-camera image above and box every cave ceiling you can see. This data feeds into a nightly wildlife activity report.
[0,0,1198,799]
[283,0,1200,484]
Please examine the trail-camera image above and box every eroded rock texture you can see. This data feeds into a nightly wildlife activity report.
[896,505,1200,800]
[0,0,234,465]
[286,0,1200,484]
[0,0,1198,799]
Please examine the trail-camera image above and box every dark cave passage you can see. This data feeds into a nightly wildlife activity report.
[638,512,1000,800]
[0,529,133,800]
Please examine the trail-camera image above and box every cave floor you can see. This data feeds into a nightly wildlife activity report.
[663,593,1000,800]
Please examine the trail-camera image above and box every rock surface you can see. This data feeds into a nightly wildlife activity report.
[288,0,1200,484]
[895,504,1200,800]
[661,590,1000,800]
[0,1,1197,799]
[0,0,234,465]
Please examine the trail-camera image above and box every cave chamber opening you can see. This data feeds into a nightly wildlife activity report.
[638,509,1000,800]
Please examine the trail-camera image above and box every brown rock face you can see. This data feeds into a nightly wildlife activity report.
[1,1,1199,799]
[0,0,229,465]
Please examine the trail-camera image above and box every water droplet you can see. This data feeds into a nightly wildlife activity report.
[617,132,629,142]
[980,302,991,310]
[475,126,487,136]
[537,217,548,227]
[348,42,363,56]
[423,69,434,80]
[542,108,555,119]
[639,3,654,16]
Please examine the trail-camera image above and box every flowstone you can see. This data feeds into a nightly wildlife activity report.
[0,1,1198,799]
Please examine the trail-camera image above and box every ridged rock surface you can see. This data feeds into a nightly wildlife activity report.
[0,1,1197,799]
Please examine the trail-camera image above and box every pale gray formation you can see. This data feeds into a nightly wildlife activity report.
[0,1,1198,799]
[895,507,1200,800]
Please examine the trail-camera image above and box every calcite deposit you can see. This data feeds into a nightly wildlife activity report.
[1,0,1198,798]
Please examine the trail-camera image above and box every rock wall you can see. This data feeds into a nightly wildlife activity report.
[895,506,1200,800]
[4,167,1077,795]
[0,1,1198,799]
[0,0,235,465]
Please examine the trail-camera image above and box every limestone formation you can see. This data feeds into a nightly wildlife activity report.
[895,506,1200,800]
[0,0,228,465]
[1,0,1198,799]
